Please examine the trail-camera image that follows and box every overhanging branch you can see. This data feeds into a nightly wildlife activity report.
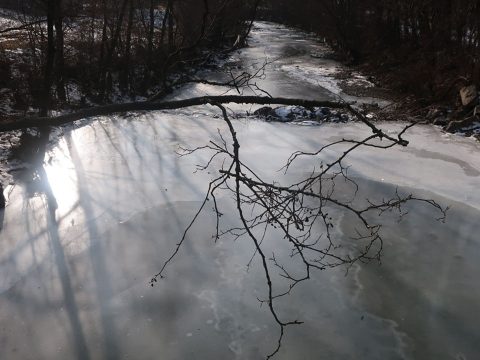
[0,96,408,149]
[1,96,351,132]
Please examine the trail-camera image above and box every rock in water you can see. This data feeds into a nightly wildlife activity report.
[459,85,477,107]
[474,105,480,117]
[446,116,477,132]
[253,106,277,118]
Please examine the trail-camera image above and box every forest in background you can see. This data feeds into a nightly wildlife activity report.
[262,1,480,103]
[0,0,259,115]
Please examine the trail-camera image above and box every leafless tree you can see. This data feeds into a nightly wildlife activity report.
[0,0,258,111]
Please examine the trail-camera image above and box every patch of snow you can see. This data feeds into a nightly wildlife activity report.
[65,82,82,103]
[280,63,342,95]
[4,48,24,55]
[0,10,22,30]
[345,72,375,88]
[0,130,23,185]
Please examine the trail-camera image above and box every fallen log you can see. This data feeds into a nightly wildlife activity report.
[1,95,409,147]
[0,96,349,133]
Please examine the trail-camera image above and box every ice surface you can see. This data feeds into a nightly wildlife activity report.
[1,114,480,359]
[1,22,479,360]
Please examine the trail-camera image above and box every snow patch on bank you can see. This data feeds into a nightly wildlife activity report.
[345,72,375,88]
[0,9,22,30]
[0,130,22,185]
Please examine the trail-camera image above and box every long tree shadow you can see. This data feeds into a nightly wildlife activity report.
[0,205,4,232]
[8,128,90,360]
[64,130,120,360]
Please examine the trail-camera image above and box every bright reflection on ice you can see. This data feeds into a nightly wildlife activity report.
[44,136,79,216]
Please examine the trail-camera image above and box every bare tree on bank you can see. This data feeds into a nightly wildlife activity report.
[0,0,258,111]
[41,0,56,116]
[53,0,65,101]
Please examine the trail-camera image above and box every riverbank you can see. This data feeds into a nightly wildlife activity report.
[255,10,480,140]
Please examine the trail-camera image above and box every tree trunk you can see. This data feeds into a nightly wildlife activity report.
[121,0,135,93]
[42,0,56,116]
[54,0,65,101]
[99,0,109,97]
[147,0,155,69]
[100,0,129,99]
[167,0,174,52]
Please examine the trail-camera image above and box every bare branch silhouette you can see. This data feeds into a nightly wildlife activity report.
[148,99,447,358]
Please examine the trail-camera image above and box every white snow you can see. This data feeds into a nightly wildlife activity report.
[0,9,22,30]
[280,63,342,95]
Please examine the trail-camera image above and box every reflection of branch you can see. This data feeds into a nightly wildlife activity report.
[149,100,447,358]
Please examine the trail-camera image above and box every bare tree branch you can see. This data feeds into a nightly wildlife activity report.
[143,97,447,358]
[0,95,407,138]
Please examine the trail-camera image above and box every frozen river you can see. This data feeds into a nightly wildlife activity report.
[1,23,480,360]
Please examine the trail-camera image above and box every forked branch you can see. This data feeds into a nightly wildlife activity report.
[150,100,447,358]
